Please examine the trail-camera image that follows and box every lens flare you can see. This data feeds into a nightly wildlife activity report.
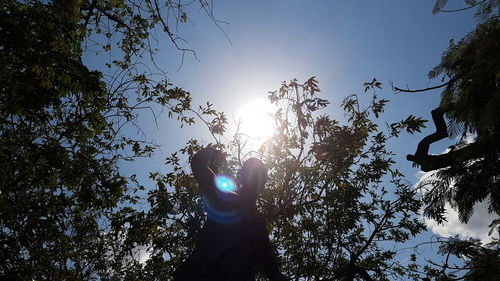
[215,175,236,193]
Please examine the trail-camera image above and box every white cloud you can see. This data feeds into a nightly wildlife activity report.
[414,134,499,244]
[416,166,499,244]
[424,200,499,244]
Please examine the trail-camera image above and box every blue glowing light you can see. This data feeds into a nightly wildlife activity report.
[215,175,236,193]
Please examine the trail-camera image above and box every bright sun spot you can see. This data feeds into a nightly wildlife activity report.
[236,99,276,139]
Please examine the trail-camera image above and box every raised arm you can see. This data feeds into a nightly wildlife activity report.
[190,147,222,205]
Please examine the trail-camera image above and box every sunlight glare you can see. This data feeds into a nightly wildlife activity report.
[236,99,276,139]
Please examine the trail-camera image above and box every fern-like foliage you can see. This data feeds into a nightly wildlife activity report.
[432,0,450,14]
[433,0,499,22]
[418,19,500,225]
[429,20,500,138]
[419,155,500,223]
[475,0,500,21]
[432,237,500,281]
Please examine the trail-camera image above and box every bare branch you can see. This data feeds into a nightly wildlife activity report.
[408,107,500,171]
[153,0,199,69]
[406,107,448,169]
[438,0,486,13]
[391,80,452,93]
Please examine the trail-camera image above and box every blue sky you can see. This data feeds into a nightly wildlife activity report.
[149,0,476,154]
[85,0,496,273]
[135,0,477,187]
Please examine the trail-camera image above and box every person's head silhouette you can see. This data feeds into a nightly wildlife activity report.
[237,158,267,203]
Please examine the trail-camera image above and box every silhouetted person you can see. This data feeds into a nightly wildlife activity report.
[174,147,287,281]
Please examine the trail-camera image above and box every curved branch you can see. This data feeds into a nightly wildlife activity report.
[408,107,500,171]
[409,136,498,172]
[392,80,452,93]
[438,0,486,13]
[407,107,448,168]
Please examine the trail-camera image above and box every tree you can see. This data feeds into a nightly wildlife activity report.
[420,237,500,280]
[392,2,500,279]
[395,0,500,225]
[144,78,427,280]
[431,0,499,20]
[0,0,221,279]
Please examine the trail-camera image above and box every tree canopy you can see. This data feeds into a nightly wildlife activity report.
[2,0,499,280]
[145,78,428,280]
[393,1,500,279]
[0,0,214,279]
[399,0,500,226]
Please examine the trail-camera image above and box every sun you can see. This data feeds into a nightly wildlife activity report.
[236,99,276,139]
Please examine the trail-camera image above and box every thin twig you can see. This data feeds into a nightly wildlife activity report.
[438,0,486,13]
[391,79,453,93]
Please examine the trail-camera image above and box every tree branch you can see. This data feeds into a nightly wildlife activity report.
[408,108,500,171]
[406,107,448,168]
[356,267,375,281]
[392,80,452,93]
[438,0,486,13]
[82,0,98,28]
[153,0,198,69]
[95,6,133,34]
